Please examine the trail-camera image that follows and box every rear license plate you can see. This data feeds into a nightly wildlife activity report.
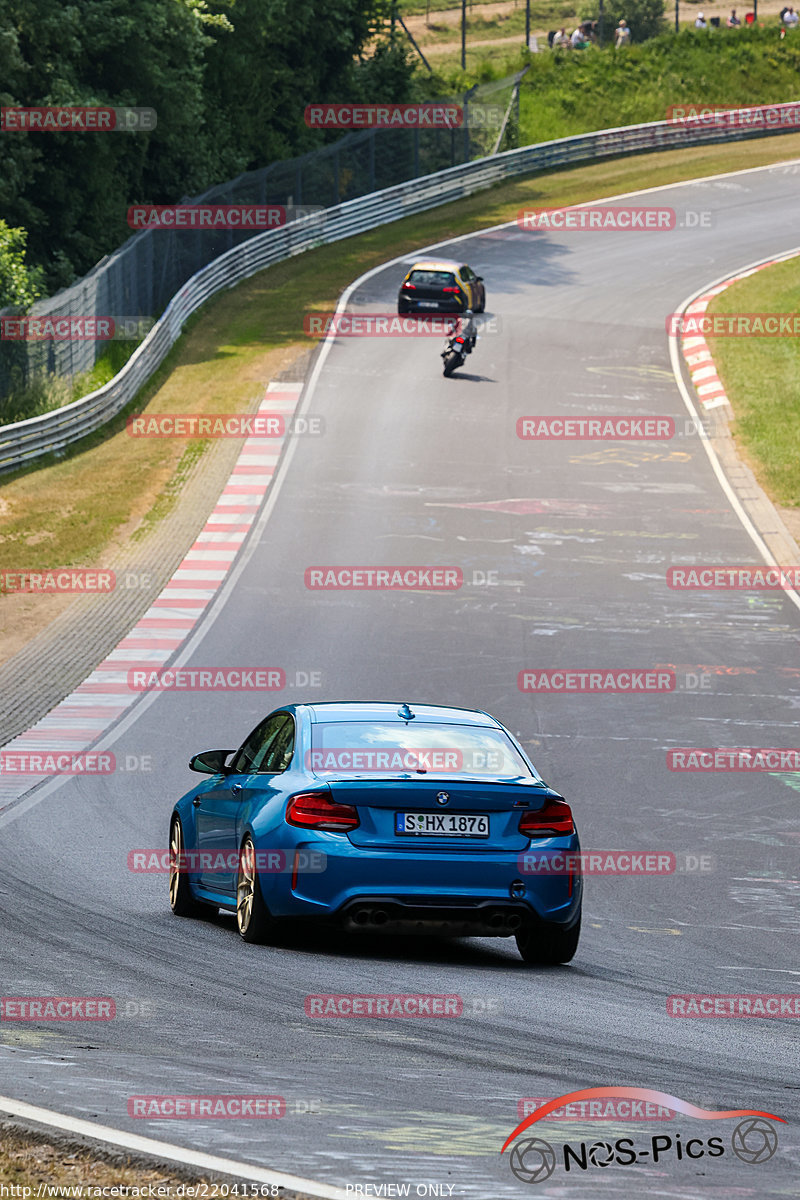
[395,812,489,837]
[417,301,438,308]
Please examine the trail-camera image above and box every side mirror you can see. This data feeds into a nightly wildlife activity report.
[475,276,484,282]
[189,749,233,775]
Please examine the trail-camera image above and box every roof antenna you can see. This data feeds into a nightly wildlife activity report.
[397,703,415,722]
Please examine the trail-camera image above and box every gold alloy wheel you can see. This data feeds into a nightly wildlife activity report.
[237,836,256,934]
[169,819,182,910]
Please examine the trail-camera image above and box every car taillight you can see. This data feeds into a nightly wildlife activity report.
[518,797,574,837]
[402,282,416,289]
[442,286,460,293]
[286,791,359,831]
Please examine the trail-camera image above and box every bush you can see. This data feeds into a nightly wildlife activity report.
[0,220,43,311]
[578,0,667,42]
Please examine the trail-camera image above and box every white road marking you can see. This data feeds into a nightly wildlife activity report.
[0,1095,351,1200]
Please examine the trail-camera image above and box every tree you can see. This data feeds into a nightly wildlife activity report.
[0,220,43,310]
[0,0,409,288]
[0,0,221,288]
[200,0,408,171]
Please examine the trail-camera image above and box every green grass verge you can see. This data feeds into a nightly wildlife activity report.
[0,337,145,426]
[705,255,800,509]
[425,27,800,143]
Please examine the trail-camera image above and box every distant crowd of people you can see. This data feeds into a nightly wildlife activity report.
[551,6,800,44]
[550,18,631,49]
[694,6,798,29]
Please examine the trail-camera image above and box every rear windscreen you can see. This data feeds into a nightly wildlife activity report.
[407,270,457,287]
[308,721,534,778]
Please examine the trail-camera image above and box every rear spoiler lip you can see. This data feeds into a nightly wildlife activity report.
[318,773,557,792]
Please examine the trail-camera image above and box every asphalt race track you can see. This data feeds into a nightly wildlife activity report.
[2,160,799,1198]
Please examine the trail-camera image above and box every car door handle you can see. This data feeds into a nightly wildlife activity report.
[231,783,243,796]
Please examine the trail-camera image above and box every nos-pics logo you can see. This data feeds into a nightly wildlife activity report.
[502,1087,782,1183]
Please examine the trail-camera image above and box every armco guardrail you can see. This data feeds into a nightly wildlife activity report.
[1,109,795,474]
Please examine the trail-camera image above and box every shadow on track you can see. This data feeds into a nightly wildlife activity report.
[192,908,576,971]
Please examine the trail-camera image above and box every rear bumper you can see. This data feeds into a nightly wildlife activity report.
[398,298,466,314]
[269,835,581,927]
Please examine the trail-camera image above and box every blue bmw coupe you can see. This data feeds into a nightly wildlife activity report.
[169,701,581,963]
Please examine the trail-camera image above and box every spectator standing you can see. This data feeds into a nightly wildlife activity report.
[727,8,741,23]
[615,17,632,44]
[695,11,708,26]
[785,6,799,24]
[552,26,571,47]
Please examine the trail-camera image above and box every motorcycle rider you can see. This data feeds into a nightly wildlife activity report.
[442,308,478,375]
[459,308,477,352]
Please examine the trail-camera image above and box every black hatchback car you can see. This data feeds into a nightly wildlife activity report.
[398,258,486,315]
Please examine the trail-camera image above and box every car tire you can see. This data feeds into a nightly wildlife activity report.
[236,833,278,944]
[473,291,485,314]
[169,816,216,919]
[515,913,581,964]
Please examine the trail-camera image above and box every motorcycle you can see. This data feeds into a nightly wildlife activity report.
[441,315,477,377]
